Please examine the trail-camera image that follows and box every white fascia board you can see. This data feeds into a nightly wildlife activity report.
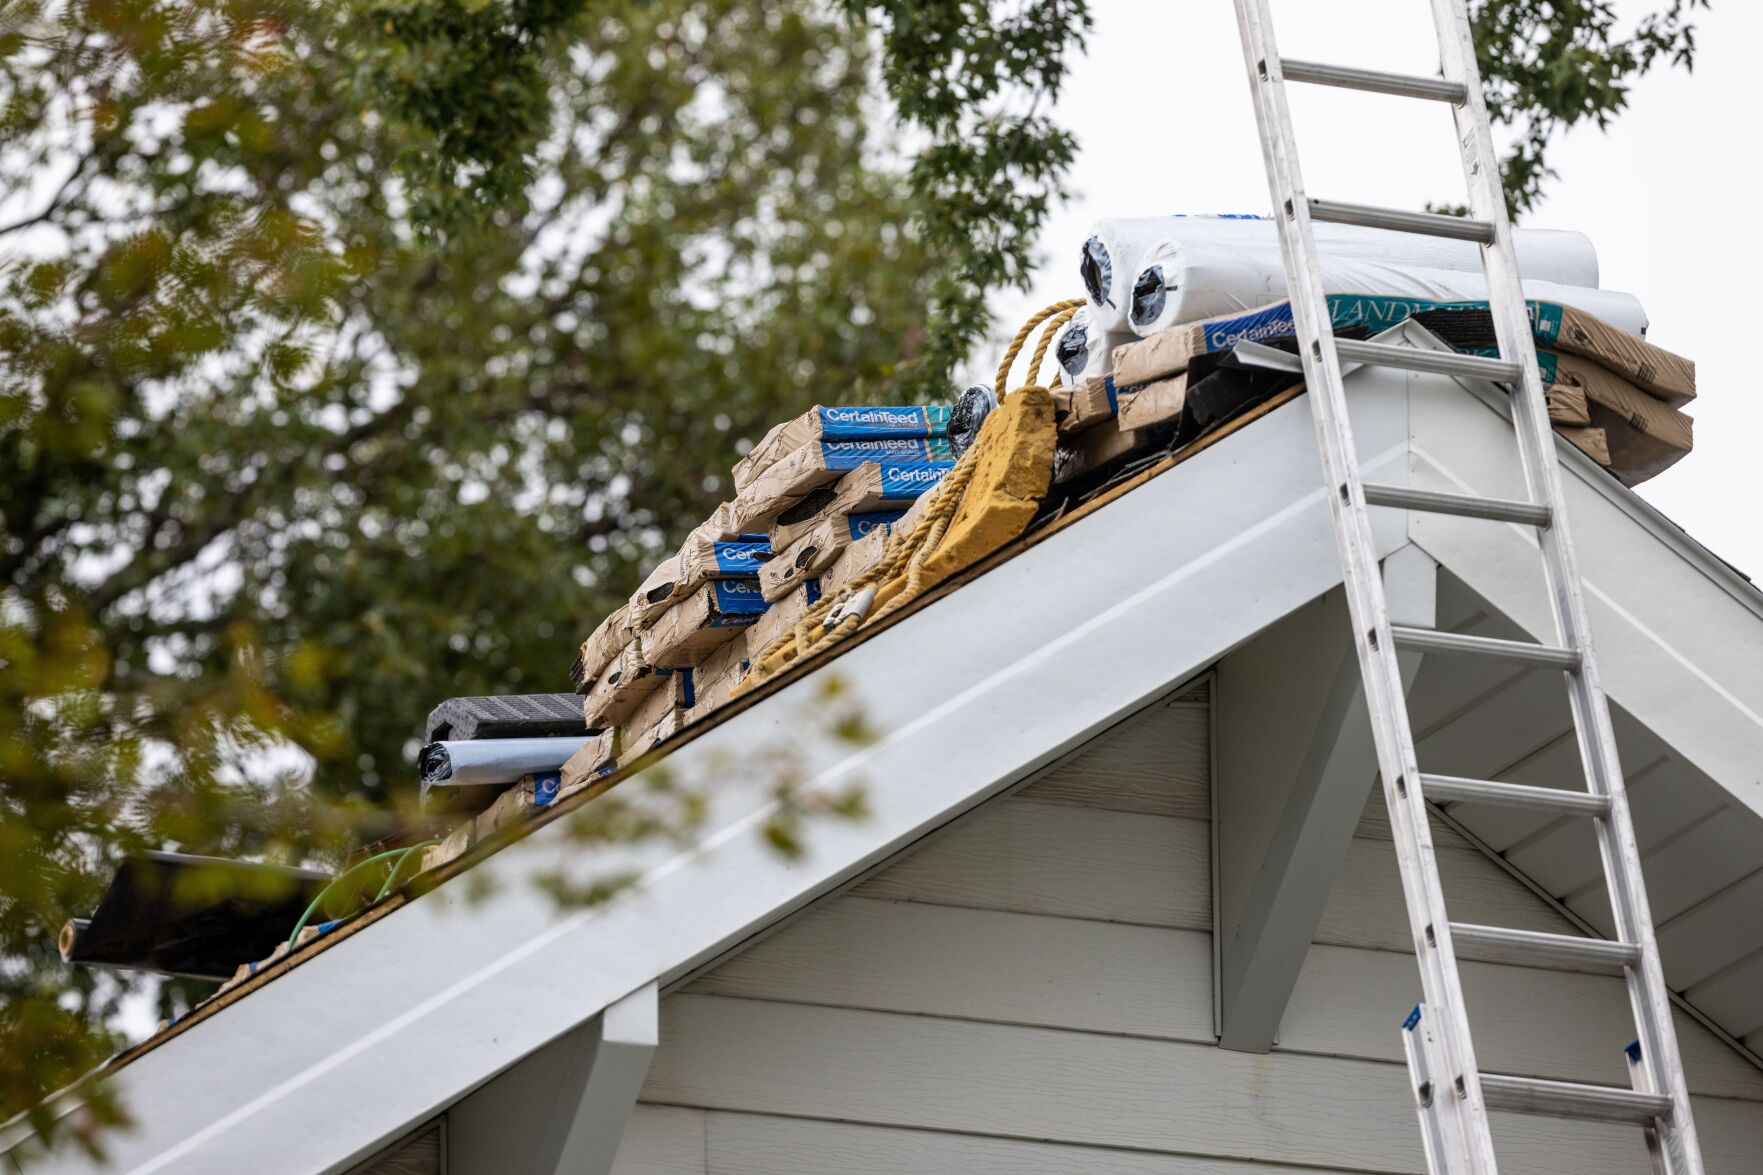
[1395,360,1763,821]
[15,371,1415,1175]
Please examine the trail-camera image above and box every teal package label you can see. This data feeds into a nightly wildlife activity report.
[711,578,770,621]
[819,405,953,439]
[711,539,769,575]
[820,436,954,471]
[847,509,906,540]
[1196,295,1570,355]
[878,462,952,501]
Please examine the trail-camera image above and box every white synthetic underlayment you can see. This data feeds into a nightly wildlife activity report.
[1048,308,1133,383]
[1080,214,1603,332]
[1124,240,1646,338]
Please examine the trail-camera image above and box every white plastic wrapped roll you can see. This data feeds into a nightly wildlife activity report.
[1124,240,1646,338]
[1079,214,1601,331]
[1046,308,1134,383]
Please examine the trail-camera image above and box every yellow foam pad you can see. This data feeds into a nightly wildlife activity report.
[921,387,1055,582]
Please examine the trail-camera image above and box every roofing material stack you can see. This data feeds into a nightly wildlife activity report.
[1092,253,1695,488]
[1086,217,1692,486]
[686,633,750,725]
[758,510,902,604]
[728,406,955,543]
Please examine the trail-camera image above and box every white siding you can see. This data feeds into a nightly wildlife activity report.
[614,686,1763,1174]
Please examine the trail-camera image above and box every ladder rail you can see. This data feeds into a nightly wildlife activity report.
[1233,2,1705,1172]
[1232,5,1499,1170]
[1427,3,1703,1168]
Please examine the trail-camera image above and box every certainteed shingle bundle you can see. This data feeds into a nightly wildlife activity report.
[686,632,751,725]
[759,510,903,602]
[641,578,769,667]
[732,404,952,492]
[762,460,950,549]
[630,526,769,625]
[729,438,954,536]
[571,604,632,694]
[717,404,957,538]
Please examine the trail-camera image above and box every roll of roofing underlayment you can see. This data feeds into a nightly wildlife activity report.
[1079,214,1603,332]
[419,736,590,789]
[1122,240,1647,338]
[1048,308,1135,384]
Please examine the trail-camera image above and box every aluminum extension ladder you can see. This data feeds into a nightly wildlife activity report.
[1229,2,1703,1172]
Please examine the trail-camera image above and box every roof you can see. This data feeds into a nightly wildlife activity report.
[10,320,1763,1174]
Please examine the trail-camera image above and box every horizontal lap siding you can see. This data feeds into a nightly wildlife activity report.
[615,687,1763,1174]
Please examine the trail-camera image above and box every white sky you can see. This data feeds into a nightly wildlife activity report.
[995,0,1763,579]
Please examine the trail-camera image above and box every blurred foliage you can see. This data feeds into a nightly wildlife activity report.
[1473,0,1709,216]
[0,0,1074,1154]
[0,0,1701,1157]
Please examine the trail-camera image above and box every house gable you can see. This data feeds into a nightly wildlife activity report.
[613,680,1763,1174]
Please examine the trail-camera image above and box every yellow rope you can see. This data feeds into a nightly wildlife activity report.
[1028,304,1080,389]
[994,298,1083,400]
[736,299,1079,694]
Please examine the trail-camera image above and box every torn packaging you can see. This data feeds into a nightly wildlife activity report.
[621,669,690,760]
[759,511,900,601]
[624,710,684,762]
[744,580,823,662]
[641,578,769,667]
[736,436,953,523]
[473,770,568,841]
[733,404,954,492]
[1114,350,1294,450]
[630,529,769,624]
[687,631,752,723]
[1118,373,1185,432]
[560,731,618,793]
[765,461,948,548]
[571,603,631,694]
[582,640,662,731]
[819,526,889,598]
[1552,355,1690,484]
[1560,426,1612,467]
[1053,377,1119,436]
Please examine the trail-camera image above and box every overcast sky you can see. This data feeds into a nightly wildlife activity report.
[993,0,1763,579]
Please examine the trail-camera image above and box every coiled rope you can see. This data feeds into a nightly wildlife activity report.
[736,299,1081,693]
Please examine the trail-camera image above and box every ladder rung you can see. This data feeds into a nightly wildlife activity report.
[1332,339,1523,383]
[1278,58,1469,105]
[1481,1073,1673,1126]
[1307,199,1495,244]
[1420,774,1610,817]
[1449,924,1640,974]
[1362,483,1551,528]
[1389,626,1582,670]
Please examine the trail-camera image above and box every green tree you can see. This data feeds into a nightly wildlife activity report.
[1473,0,1710,216]
[0,0,1706,1157]
[0,0,970,1152]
